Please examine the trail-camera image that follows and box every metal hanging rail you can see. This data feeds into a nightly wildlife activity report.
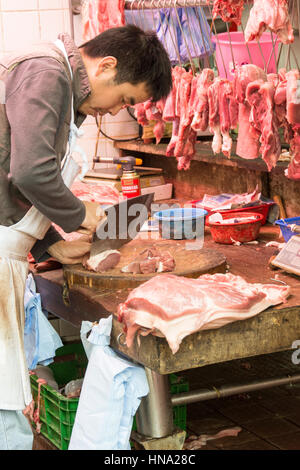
[125,0,209,9]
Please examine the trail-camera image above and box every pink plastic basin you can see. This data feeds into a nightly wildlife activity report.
[212,32,278,78]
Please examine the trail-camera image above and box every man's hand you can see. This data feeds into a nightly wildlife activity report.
[47,240,91,265]
[77,201,105,236]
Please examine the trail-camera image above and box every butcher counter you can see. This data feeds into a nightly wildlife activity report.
[31,220,300,450]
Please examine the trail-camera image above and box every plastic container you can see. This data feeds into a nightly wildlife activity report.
[208,211,264,244]
[30,342,88,450]
[153,208,207,239]
[190,200,273,225]
[275,217,300,242]
[30,343,189,449]
[212,32,278,78]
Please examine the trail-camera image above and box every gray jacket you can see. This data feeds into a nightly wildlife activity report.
[0,33,91,261]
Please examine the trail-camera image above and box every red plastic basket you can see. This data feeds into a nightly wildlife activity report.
[190,201,273,225]
[207,211,264,244]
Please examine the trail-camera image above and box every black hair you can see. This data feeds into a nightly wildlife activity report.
[80,24,172,102]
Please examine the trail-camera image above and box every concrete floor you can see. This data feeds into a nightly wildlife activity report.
[181,350,300,450]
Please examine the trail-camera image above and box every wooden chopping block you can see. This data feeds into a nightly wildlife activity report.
[64,239,227,290]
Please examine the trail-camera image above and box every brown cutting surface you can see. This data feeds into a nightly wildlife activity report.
[64,237,227,290]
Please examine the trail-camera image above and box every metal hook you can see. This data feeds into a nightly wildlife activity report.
[117,332,127,347]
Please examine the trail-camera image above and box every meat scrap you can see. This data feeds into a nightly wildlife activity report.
[117,272,290,354]
[183,426,242,450]
[84,250,121,273]
[211,0,245,25]
[121,248,176,274]
[82,0,125,41]
[244,0,294,44]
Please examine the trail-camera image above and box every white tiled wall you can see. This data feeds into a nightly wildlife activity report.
[0,0,71,52]
[0,0,139,168]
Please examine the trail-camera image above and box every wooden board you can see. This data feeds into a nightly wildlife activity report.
[64,238,227,290]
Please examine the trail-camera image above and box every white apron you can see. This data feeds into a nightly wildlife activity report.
[0,40,84,410]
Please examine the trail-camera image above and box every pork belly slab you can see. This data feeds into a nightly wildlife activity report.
[117,272,290,354]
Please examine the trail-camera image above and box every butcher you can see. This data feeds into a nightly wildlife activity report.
[0,24,172,450]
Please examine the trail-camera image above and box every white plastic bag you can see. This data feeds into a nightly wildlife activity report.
[24,274,63,369]
[69,316,149,450]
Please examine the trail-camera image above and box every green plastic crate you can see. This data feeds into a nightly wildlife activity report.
[30,342,88,450]
[30,343,189,450]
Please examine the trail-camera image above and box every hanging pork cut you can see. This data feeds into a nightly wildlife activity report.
[117,272,290,354]
[82,0,125,41]
[244,0,294,44]
[234,64,267,160]
[218,79,238,158]
[284,70,300,179]
[191,69,215,132]
[211,0,245,25]
[246,79,281,170]
[208,78,222,154]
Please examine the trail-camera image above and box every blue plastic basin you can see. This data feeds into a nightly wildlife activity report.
[153,208,207,240]
[275,217,300,242]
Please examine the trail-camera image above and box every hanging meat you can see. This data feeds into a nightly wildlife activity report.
[284,70,300,179]
[246,79,281,170]
[211,0,245,25]
[207,77,238,158]
[117,272,290,354]
[191,69,215,132]
[82,0,125,41]
[234,64,267,160]
[244,0,294,44]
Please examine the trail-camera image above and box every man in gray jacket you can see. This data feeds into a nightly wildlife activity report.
[0,24,172,450]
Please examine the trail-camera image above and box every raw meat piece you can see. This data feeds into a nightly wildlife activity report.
[191,69,215,132]
[208,78,222,154]
[246,79,281,170]
[144,100,166,145]
[234,65,267,159]
[218,79,238,158]
[183,427,242,450]
[134,103,149,127]
[286,70,300,125]
[166,117,180,157]
[174,70,193,158]
[117,272,290,354]
[53,181,120,242]
[121,248,176,274]
[82,0,125,41]
[177,129,197,171]
[211,0,245,25]
[274,69,300,179]
[244,0,294,44]
[85,249,121,272]
[285,127,300,179]
[234,64,267,103]
[71,181,120,205]
[156,251,176,273]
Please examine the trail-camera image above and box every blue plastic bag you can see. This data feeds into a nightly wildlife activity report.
[24,274,63,370]
[125,7,215,64]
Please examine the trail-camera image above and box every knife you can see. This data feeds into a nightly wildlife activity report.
[89,192,155,258]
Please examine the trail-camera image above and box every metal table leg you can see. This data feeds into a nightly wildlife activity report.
[133,368,186,450]
[136,367,174,438]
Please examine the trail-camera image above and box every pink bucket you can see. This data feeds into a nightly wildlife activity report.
[212,32,278,78]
